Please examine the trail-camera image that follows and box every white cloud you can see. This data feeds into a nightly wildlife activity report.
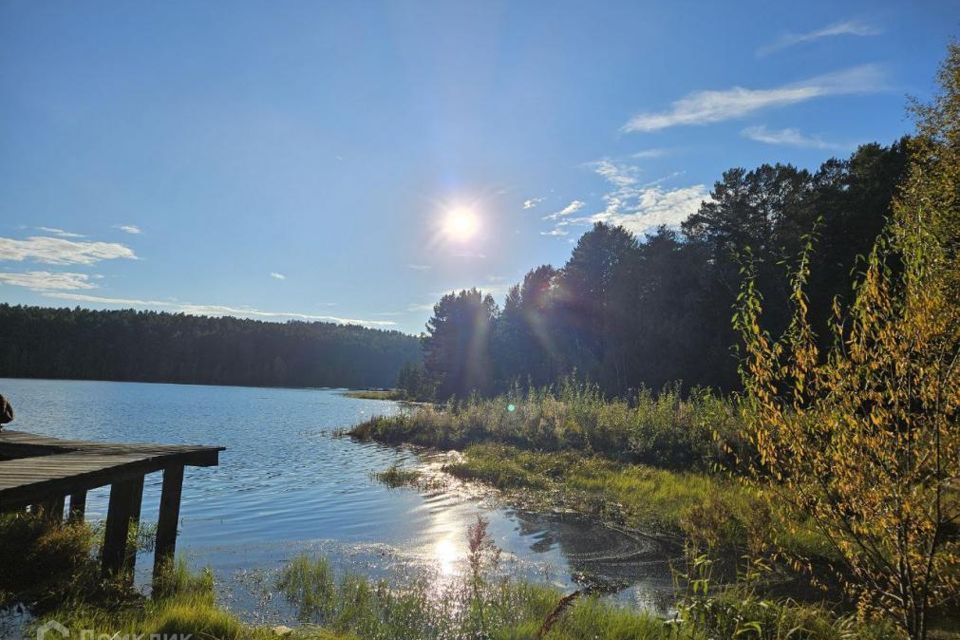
[407,302,435,312]
[542,200,585,221]
[567,159,709,236]
[115,225,142,234]
[589,159,641,187]
[758,20,882,56]
[741,125,845,149]
[622,65,885,132]
[0,271,98,291]
[0,236,137,265]
[37,227,85,238]
[41,292,397,327]
[631,148,667,159]
[589,184,709,235]
[269,272,286,280]
[522,197,545,210]
[407,264,432,271]
[540,228,569,237]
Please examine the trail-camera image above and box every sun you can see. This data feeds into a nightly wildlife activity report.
[443,206,479,241]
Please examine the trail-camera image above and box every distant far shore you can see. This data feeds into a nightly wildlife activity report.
[0,375,390,395]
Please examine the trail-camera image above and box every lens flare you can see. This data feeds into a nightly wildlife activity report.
[443,207,479,241]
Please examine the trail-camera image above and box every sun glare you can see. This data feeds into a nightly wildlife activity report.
[443,207,479,241]
[433,537,460,576]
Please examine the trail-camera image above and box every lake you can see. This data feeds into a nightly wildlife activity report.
[0,378,676,622]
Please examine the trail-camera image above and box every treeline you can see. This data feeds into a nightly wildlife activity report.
[412,139,910,399]
[0,305,421,389]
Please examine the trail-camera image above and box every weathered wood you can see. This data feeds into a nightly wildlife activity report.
[68,490,87,522]
[0,431,222,511]
[101,476,145,581]
[0,429,223,459]
[153,464,185,589]
[0,430,223,591]
[124,476,145,572]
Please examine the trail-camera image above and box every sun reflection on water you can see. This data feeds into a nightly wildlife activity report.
[433,537,461,577]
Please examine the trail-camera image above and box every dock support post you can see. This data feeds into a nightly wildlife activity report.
[101,476,145,582]
[36,496,64,523]
[68,491,87,522]
[153,464,184,593]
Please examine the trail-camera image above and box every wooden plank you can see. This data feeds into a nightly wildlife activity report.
[0,430,223,458]
[153,464,184,592]
[68,490,87,522]
[0,448,221,510]
[101,476,144,581]
[0,430,222,589]
[124,476,145,573]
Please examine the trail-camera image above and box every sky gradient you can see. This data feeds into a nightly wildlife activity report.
[1,1,956,334]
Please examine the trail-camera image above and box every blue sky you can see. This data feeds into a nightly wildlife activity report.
[0,1,956,334]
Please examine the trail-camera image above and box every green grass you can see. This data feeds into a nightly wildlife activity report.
[350,381,746,471]
[342,389,404,400]
[442,443,817,555]
[33,558,902,640]
[6,512,900,640]
[353,384,829,559]
[373,464,422,488]
[269,552,896,640]
[35,559,259,639]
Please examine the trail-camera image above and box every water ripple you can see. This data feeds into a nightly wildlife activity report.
[1,378,677,615]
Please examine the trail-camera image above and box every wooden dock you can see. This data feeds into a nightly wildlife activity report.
[0,429,224,587]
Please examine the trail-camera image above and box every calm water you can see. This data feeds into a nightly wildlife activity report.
[0,378,676,621]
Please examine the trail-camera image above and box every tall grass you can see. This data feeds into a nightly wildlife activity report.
[356,384,833,561]
[439,443,839,560]
[274,540,893,640]
[38,560,272,640]
[0,511,126,614]
[36,553,901,640]
[350,381,746,471]
[8,512,897,639]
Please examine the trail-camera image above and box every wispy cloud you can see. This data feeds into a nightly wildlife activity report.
[589,184,708,235]
[631,148,667,159]
[758,20,882,56]
[37,227,85,238]
[741,125,846,150]
[591,159,641,187]
[41,292,397,327]
[269,272,286,280]
[540,228,569,237]
[115,225,142,235]
[408,264,432,271]
[0,271,98,291]
[569,159,709,236]
[522,197,545,210]
[622,64,885,132]
[407,302,435,312]
[542,200,585,221]
[0,236,137,265]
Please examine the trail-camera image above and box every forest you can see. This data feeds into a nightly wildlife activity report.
[0,305,421,389]
[408,138,910,400]
[0,138,910,398]
[2,24,958,640]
